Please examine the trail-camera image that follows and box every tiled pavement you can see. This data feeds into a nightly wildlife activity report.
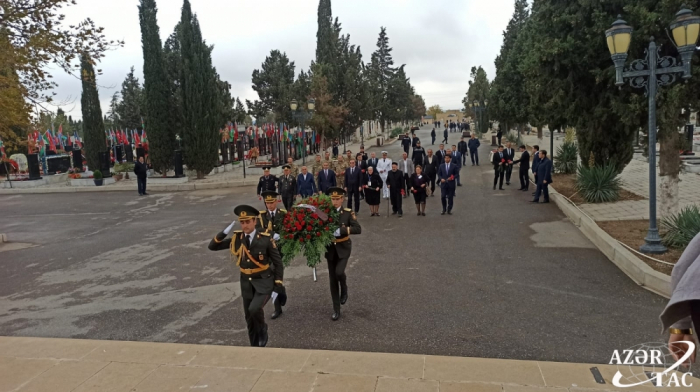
[0,336,688,392]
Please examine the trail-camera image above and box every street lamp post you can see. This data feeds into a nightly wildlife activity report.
[291,98,316,165]
[605,7,700,254]
[472,100,489,139]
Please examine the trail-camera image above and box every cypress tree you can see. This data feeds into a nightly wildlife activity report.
[315,0,334,66]
[80,53,106,172]
[139,0,176,175]
[179,0,219,178]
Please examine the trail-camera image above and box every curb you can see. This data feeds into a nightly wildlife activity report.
[0,179,256,195]
[546,181,671,298]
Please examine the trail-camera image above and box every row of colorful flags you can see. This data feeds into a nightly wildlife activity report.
[27,127,83,155]
[105,129,148,147]
[222,123,320,145]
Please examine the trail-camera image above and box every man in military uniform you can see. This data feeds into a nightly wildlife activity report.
[312,154,324,177]
[324,151,332,164]
[257,166,278,197]
[334,155,347,189]
[325,187,362,321]
[286,157,298,178]
[278,165,297,210]
[256,191,288,319]
[208,205,283,347]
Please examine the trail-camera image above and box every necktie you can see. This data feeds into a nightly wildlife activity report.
[245,235,251,248]
[270,211,274,219]
[351,168,354,175]
[325,170,328,177]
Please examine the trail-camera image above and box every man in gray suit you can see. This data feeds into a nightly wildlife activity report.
[398,152,415,198]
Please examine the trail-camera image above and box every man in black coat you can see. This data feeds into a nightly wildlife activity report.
[431,128,436,145]
[386,162,404,217]
[317,161,337,194]
[458,137,468,166]
[412,141,426,167]
[134,156,149,196]
[423,149,439,196]
[401,134,411,155]
[344,159,362,213]
[467,134,480,166]
[492,145,508,190]
[435,144,446,166]
[442,128,449,144]
[511,145,531,191]
[496,129,503,146]
[532,150,553,203]
[504,142,516,185]
[366,152,379,171]
[257,167,279,196]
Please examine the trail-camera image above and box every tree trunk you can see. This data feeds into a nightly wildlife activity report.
[197,170,205,179]
[537,126,543,140]
[659,129,680,218]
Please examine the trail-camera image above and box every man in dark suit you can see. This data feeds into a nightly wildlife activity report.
[532,150,553,203]
[332,139,339,157]
[278,165,297,210]
[511,145,531,191]
[423,149,438,196]
[451,144,463,187]
[135,156,149,196]
[435,144,446,166]
[325,187,362,321]
[317,161,337,194]
[468,134,480,166]
[442,128,449,144]
[344,159,362,212]
[387,162,404,217]
[531,145,541,196]
[366,152,379,171]
[296,166,317,197]
[504,142,516,185]
[438,154,459,215]
[431,128,436,145]
[458,137,468,166]
[492,145,508,190]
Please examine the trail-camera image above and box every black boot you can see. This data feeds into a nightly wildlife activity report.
[332,310,341,321]
[258,324,269,347]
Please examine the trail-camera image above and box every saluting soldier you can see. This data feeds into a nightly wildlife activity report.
[257,166,278,197]
[325,187,362,321]
[256,191,288,319]
[278,165,297,210]
[208,205,284,347]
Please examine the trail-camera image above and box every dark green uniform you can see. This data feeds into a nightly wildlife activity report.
[278,174,297,210]
[325,207,362,314]
[208,229,283,346]
[257,175,278,195]
[256,208,288,317]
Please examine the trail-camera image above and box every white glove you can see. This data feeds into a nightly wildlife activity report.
[223,221,236,235]
[273,233,280,241]
[333,228,341,237]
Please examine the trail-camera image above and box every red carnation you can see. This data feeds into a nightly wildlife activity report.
[501,159,505,163]
[306,225,312,231]
[325,227,329,231]
[312,213,318,219]
[328,218,333,223]
[317,232,322,237]
[299,238,304,243]
[306,234,311,240]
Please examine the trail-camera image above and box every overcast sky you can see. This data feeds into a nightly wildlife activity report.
[50,0,515,121]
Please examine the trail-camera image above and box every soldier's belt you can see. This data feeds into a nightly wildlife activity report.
[240,265,270,275]
[332,236,350,243]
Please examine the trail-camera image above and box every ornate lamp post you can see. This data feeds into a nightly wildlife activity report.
[605,7,700,254]
[291,98,315,165]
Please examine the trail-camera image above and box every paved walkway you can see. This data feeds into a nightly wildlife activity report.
[0,336,669,392]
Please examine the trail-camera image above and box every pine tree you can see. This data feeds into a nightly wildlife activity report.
[107,92,121,128]
[139,0,177,175]
[179,0,219,178]
[80,53,106,171]
[315,0,334,66]
[367,27,396,132]
[116,66,144,130]
[250,50,296,123]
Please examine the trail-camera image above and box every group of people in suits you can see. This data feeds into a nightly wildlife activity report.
[491,142,553,203]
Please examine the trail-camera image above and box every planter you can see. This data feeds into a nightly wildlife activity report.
[94,179,104,186]
[70,178,115,187]
[114,174,124,181]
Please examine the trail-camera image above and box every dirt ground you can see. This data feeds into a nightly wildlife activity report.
[597,220,683,275]
[551,173,645,204]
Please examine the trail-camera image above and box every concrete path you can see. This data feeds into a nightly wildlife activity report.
[0,336,681,392]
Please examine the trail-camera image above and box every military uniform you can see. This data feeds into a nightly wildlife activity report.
[312,160,324,177]
[256,193,288,319]
[257,169,279,196]
[325,187,362,321]
[288,163,299,178]
[278,168,297,210]
[208,205,283,347]
[334,160,347,189]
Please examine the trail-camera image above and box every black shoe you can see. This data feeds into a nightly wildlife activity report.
[143,192,149,195]
[340,291,348,305]
[517,188,524,190]
[506,182,510,185]
[447,211,452,215]
[441,211,446,215]
[138,193,143,196]
[258,325,269,347]
[499,188,504,190]
[332,311,341,321]
[271,310,283,320]
[458,184,462,187]
[530,200,539,203]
